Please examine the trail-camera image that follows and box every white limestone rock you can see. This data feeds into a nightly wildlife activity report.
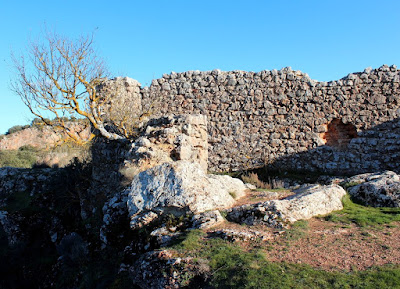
[227,184,346,228]
[346,171,400,207]
[280,184,347,223]
[127,161,247,229]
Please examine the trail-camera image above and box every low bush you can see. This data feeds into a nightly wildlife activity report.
[242,172,285,190]
[6,125,29,135]
[0,149,37,168]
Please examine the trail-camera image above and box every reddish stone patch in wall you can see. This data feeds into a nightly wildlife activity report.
[320,119,358,149]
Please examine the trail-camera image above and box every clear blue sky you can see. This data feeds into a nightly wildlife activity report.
[1,0,399,134]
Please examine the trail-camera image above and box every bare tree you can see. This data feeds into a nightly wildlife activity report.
[11,31,135,143]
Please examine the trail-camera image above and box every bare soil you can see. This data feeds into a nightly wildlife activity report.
[265,219,400,271]
[209,218,400,272]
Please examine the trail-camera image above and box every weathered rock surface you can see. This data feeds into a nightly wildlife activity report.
[120,114,208,184]
[210,228,273,242]
[346,171,400,207]
[227,184,346,228]
[95,76,142,129]
[191,210,225,229]
[127,161,247,229]
[130,250,210,289]
[0,122,91,150]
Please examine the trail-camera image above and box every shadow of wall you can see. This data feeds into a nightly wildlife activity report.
[265,117,400,175]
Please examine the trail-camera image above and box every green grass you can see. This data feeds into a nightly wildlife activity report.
[341,181,362,190]
[0,142,91,169]
[170,230,400,288]
[324,195,400,227]
[284,220,309,241]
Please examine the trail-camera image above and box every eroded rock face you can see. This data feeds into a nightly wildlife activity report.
[0,123,91,151]
[120,114,208,184]
[127,161,246,229]
[346,171,400,207]
[227,184,346,228]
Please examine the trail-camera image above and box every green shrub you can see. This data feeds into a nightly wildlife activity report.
[6,125,29,135]
[0,149,37,168]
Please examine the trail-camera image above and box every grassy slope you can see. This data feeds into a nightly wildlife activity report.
[325,194,400,227]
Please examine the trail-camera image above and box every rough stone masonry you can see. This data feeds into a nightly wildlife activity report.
[99,65,400,174]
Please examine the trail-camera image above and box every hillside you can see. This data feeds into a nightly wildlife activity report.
[0,122,92,168]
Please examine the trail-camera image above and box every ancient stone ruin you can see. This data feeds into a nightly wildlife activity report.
[103,64,400,174]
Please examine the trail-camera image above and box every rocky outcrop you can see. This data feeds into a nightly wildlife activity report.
[98,114,211,245]
[346,171,400,207]
[127,161,247,229]
[226,184,346,228]
[130,250,210,289]
[0,123,91,150]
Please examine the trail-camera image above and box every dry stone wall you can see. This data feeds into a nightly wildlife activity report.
[105,65,400,174]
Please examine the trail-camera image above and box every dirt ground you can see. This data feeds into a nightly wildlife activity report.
[210,218,400,272]
[265,219,400,271]
[203,187,400,272]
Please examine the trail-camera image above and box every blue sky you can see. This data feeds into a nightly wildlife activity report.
[1,0,399,134]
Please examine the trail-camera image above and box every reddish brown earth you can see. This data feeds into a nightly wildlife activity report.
[210,219,400,272]
[265,219,400,271]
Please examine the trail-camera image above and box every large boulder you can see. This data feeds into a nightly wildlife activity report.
[227,184,346,228]
[127,161,247,229]
[346,171,400,207]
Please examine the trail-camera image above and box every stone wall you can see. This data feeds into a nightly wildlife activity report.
[106,65,400,174]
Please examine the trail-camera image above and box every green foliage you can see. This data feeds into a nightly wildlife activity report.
[341,181,362,189]
[170,229,400,288]
[0,149,37,168]
[6,125,30,135]
[324,194,400,227]
[173,229,206,252]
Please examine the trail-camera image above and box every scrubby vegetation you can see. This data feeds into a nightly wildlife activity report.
[0,146,38,168]
[0,141,92,169]
[3,117,87,136]
[241,172,285,189]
